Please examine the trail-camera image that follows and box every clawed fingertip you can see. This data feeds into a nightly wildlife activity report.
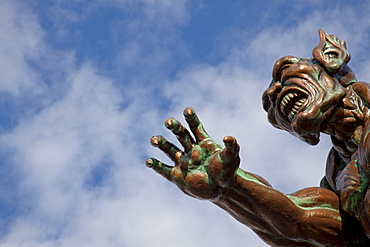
[145,158,174,181]
[146,158,154,168]
[223,136,239,152]
[183,107,195,118]
[164,117,174,127]
[150,135,162,147]
[164,117,178,130]
[223,136,236,145]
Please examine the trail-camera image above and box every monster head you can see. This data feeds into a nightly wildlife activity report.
[262,30,357,145]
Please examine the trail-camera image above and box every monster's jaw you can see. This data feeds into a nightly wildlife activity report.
[277,86,309,123]
[273,71,346,145]
[274,85,320,145]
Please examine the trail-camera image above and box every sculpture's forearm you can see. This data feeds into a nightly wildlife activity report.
[213,168,345,246]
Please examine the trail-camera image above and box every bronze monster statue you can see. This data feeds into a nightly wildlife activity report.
[146,30,370,246]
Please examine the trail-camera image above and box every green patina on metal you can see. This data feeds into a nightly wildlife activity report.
[287,195,340,212]
[236,169,269,187]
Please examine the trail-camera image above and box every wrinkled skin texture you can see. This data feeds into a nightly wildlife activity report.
[147,30,370,246]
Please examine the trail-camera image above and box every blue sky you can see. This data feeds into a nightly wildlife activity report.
[1,0,370,246]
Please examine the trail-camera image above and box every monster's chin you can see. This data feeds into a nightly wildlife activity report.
[290,100,339,145]
[291,111,321,145]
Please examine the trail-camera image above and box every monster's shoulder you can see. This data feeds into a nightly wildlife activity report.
[351,81,370,108]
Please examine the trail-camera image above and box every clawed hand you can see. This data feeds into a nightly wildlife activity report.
[146,107,240,200]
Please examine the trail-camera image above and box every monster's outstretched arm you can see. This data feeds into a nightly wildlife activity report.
[147,107,345,246]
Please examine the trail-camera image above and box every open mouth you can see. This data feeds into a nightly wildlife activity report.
[279,91,308,122]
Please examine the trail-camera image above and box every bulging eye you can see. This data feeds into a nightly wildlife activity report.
[325,51,338,59]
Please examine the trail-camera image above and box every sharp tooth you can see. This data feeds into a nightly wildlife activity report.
[288,98,307,121]
[294,101,302,109]
[280,105,285,113]
[281,93,307,122]
[289,108,298,121]
[280,99,286,112]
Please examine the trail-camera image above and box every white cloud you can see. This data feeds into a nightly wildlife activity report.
[138,0,190,25]
[0,0,45,96]
[0,63,127,242]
